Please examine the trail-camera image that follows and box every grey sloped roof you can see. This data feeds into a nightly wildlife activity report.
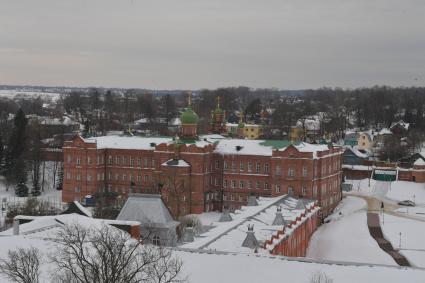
[117,194,179,228]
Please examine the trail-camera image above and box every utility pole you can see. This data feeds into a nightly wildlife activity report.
[399,232,402,249]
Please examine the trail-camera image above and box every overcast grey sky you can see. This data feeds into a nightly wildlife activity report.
[1,0,424,89]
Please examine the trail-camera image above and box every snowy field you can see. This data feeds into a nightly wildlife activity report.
[307,196,396,265]
[346,179,425,205]
[178,251,424,283]
[380,214,425,268]
[0,90,62,103]
[0,232,423,283]
[386,181,425,205]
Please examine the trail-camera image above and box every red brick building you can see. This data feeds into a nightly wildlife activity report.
[63,102,342,218]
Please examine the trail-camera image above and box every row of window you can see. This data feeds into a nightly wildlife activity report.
[68,154,154,168]
[275,166,308,177]
[222,161,269,174]
[67,172,152,183]
[274,184,318,197]
[223,179,269,190]
[223,195,251,202]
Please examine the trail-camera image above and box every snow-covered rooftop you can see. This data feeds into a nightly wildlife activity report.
[181,196,318,254]
[161,159,190,167]
[414,158,425,166]
[390,120,410,131]
[83,136,173,150]
[214,139,331,157]
[117,194,179,228]
[344,146,369,158]
[81,135,333,157]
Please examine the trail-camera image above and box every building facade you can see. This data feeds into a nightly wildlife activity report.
[63,101,343,219]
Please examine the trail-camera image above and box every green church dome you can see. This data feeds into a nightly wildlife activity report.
[180,107,199,124]
[214,108,224,115]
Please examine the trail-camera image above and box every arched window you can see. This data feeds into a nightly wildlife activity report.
[152,235,160,246]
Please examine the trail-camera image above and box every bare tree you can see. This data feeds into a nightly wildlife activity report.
[310,271,333,283]
[0,247,41,283]
[49,223,185,283]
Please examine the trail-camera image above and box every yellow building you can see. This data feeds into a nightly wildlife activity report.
[242,124,262,139]
[290,126,304,141]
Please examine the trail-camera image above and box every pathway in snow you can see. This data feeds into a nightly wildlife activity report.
[345,180,425,267]
[367,212,410,266]
[306,196,396,265]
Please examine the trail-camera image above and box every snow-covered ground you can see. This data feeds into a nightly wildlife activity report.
[0,161,63,228]
[307,196,396,265]
[178,251,424,283]
[346,179,425,204]
[386,181,425,205]
[343,178,425,267]
[379,214,425,268]
[0,217,423,283]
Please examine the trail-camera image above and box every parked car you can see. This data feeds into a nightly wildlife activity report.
[398,200,415,207]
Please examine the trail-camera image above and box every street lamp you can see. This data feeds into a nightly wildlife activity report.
[399,232,402,250]
[381,201,385,225]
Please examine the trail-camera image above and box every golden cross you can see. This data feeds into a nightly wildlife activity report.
[188,92,192,106]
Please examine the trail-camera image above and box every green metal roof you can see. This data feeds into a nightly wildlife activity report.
[179,138,197,144]
[180,107,199,124]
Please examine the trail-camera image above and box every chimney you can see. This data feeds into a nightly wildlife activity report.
[219,208,233,222]
[182,226,194,243]
[247,195,258,206]
[272,206,285,226]
[13,218,19,235]
[242,224,258,249]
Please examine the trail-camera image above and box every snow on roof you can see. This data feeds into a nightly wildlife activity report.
[214,139,274,156]
[81,135,331,157]
[161,159,190,167]
[181,196,317,254]
[379,128,392,135]
[117,194,179,228]
[293,142,329,155]
[296,118,320,131]
[84,136,173,150]
[0,214,121,238]
[390,120,410,131]
[414,158,425,166]
[199,134,227,140]
[344,146,368,158]
[214,139,331,157]
[374,169,397,175]
[73,201,93,217]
